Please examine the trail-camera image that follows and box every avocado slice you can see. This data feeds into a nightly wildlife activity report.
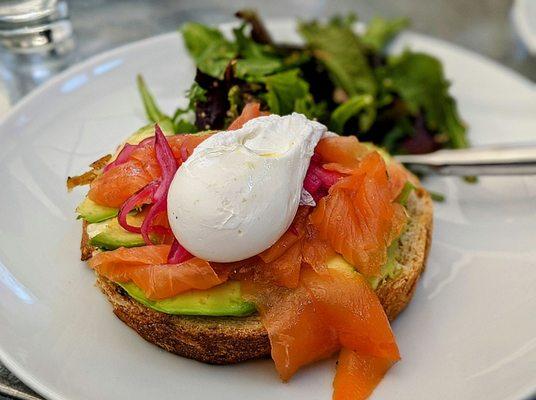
[119,281,256,317]
[87,214,145,250]
[395,181,416,206]
[326,249,402,290]
[368,241,402,289]
[76,197,118,223]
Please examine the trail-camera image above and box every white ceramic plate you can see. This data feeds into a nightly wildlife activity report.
[0,20,535,400]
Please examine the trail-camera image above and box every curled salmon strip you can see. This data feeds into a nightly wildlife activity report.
[88,245,232,300]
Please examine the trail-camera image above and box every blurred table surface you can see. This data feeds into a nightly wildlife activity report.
[0,0,534,399]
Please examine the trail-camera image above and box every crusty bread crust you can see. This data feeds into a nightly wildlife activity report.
[84,188,433,364]
[375,188,433,320]
[80,220,94,261]
[97,276,270,364]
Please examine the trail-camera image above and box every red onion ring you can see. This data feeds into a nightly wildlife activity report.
[140,125,178,245]
[117,180,160,233]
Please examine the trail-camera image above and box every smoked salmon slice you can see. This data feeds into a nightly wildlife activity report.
[315,136,371,173]
[227,102,268,130]
[88,160,153,207]
[168,133,211,162]
[256,206,334,286]
[333,348,394,400]
[259,206,310,263]
[256,242,303,289]
[310,152,406,277]
[88,245,230,300]
[242,282,340,381]
[129,145,161,180]
[301,224,336,275]
[87,133,210,208]
[301,267,400,361]
[244,265,399,382]
[128,260,224,300]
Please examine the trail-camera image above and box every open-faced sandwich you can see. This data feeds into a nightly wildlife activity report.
[68,102,432,399]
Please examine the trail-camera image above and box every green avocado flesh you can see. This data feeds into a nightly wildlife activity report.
[368,241,402,289]
[88,214,145,250]
[119,281,257,316]
[77,198,118,223]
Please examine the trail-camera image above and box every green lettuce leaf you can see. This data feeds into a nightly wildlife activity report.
[262,69,325,119]
[235,58,284,80]
[329,94,375,133]
[362,17,409,52]
[182,22,236,79]
[233,23,275,59]
[298,15,376,97]
[232,24,307,80]
[174,119,197,133]
[381,51,468,148]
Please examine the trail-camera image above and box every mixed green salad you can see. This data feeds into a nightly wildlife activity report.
[139,10,468,155]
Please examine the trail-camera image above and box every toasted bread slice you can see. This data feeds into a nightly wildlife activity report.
[83,187,432,364]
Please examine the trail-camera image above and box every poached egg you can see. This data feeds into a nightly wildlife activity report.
[167,113,326,262]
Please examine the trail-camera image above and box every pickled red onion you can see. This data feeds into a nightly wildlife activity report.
[303,159,343,202]
[167,239,193,263]
[117,180,160,233]
[140,125,178,245]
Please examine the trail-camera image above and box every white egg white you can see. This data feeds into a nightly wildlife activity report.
[167,113,326,262]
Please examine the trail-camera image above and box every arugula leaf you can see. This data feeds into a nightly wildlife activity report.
[182,22,236,79]
[136,75,169,123]
[362,17,408,52]
[298,16,376,97]
[381,51,468,148]
[262,69,324,119]
[329,94,375,133]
